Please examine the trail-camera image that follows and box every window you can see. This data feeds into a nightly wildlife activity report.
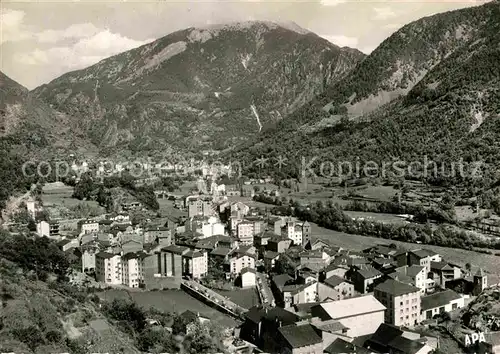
[452,303,458,310]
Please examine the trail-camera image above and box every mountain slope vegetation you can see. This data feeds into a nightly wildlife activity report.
[0,72,97,212]
[33,21,364,156]
[230,1,500,192]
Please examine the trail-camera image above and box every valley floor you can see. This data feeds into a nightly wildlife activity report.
[310,222,500,285]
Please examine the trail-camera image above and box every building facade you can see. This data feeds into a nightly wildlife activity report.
[374,279,422,327]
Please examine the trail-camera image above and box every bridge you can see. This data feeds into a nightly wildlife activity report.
[181,279,248,320]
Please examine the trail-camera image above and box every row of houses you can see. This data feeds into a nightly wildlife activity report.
[237,237,497,354]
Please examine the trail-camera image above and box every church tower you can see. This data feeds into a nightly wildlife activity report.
[473,268,487,296]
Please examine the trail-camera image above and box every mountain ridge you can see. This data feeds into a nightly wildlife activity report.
[32,20,365,156]
[228,1,500,186]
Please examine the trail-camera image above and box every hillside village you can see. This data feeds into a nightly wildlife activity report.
[1,1,500,352]
[7,160,500,354]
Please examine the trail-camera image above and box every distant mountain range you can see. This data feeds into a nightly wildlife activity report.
[2,1,500,183]
[30,21,364,156]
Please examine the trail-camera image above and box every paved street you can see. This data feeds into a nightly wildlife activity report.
[256,272,275,306]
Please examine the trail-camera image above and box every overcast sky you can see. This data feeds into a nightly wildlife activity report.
[0,0,489,89]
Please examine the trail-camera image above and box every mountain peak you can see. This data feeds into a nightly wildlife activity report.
[192,20,310,35]
[0,71,28,97]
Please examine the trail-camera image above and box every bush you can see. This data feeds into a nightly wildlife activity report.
[103,298,146,335]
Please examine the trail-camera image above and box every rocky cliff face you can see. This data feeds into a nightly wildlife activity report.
[33,21,365,155]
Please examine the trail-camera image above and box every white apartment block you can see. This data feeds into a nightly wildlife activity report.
[200,221,225,239]
[374,279,422,327]
[230,253,256,274]
[184,250,208,279]
[122,253,146,288]
[282,222,303,246]
[36,221,50,237]
[237,221,255,245]
[78,220,99,235]
[95,252,122,285]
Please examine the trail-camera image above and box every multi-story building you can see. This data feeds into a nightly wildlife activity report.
[282,281,318,308]
[186,196,214,218]
[299,249,331,272]
[237,221,255,245]
[241,267,257,287]
[95,252,122,285]
[266,217,283,235]
[281,221,303,246]
[230,216,243,234]
[157,245,189,277]
[430,261,461,288]
[263,250,280,271]
[78,219,99,235]
[183,249,208,279]
[143,226,172,246]
[230,201,250,218]
[267,236,293,253]
[81,242,98,273]
[186,215,225,239]
[254,232,273,248]
[246,216,266,236]
[390,265,426,294]
[318,275,354,301]
[121,252,147,288]
[280,220,311,246]
[229,250,256,275]
[406,249,441,273]
[351,265,383,294]
[374,278,422,327]
[36,220,50,237]
[49,221,60,237]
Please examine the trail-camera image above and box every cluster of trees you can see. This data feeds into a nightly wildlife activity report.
[344,200,456,224]
[103,298,225,354]
[72,172,159,211]
[0,138,39,211]
[0,230,69,281]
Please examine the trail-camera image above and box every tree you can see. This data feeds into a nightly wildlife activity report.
[103,299,146,335]
[465,263,472,275]
[72,173,95,200]
[184,321,224,354]
[27,219,37,232]
[171,314,192,336]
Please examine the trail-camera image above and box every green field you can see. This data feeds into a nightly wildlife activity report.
[41,182,102,217]
[310,222,500,285]
[343,211,410,225]
[215,288,260,309]
[97,289,239,328]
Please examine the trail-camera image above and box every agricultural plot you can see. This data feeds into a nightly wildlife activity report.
[310,222,500,285]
